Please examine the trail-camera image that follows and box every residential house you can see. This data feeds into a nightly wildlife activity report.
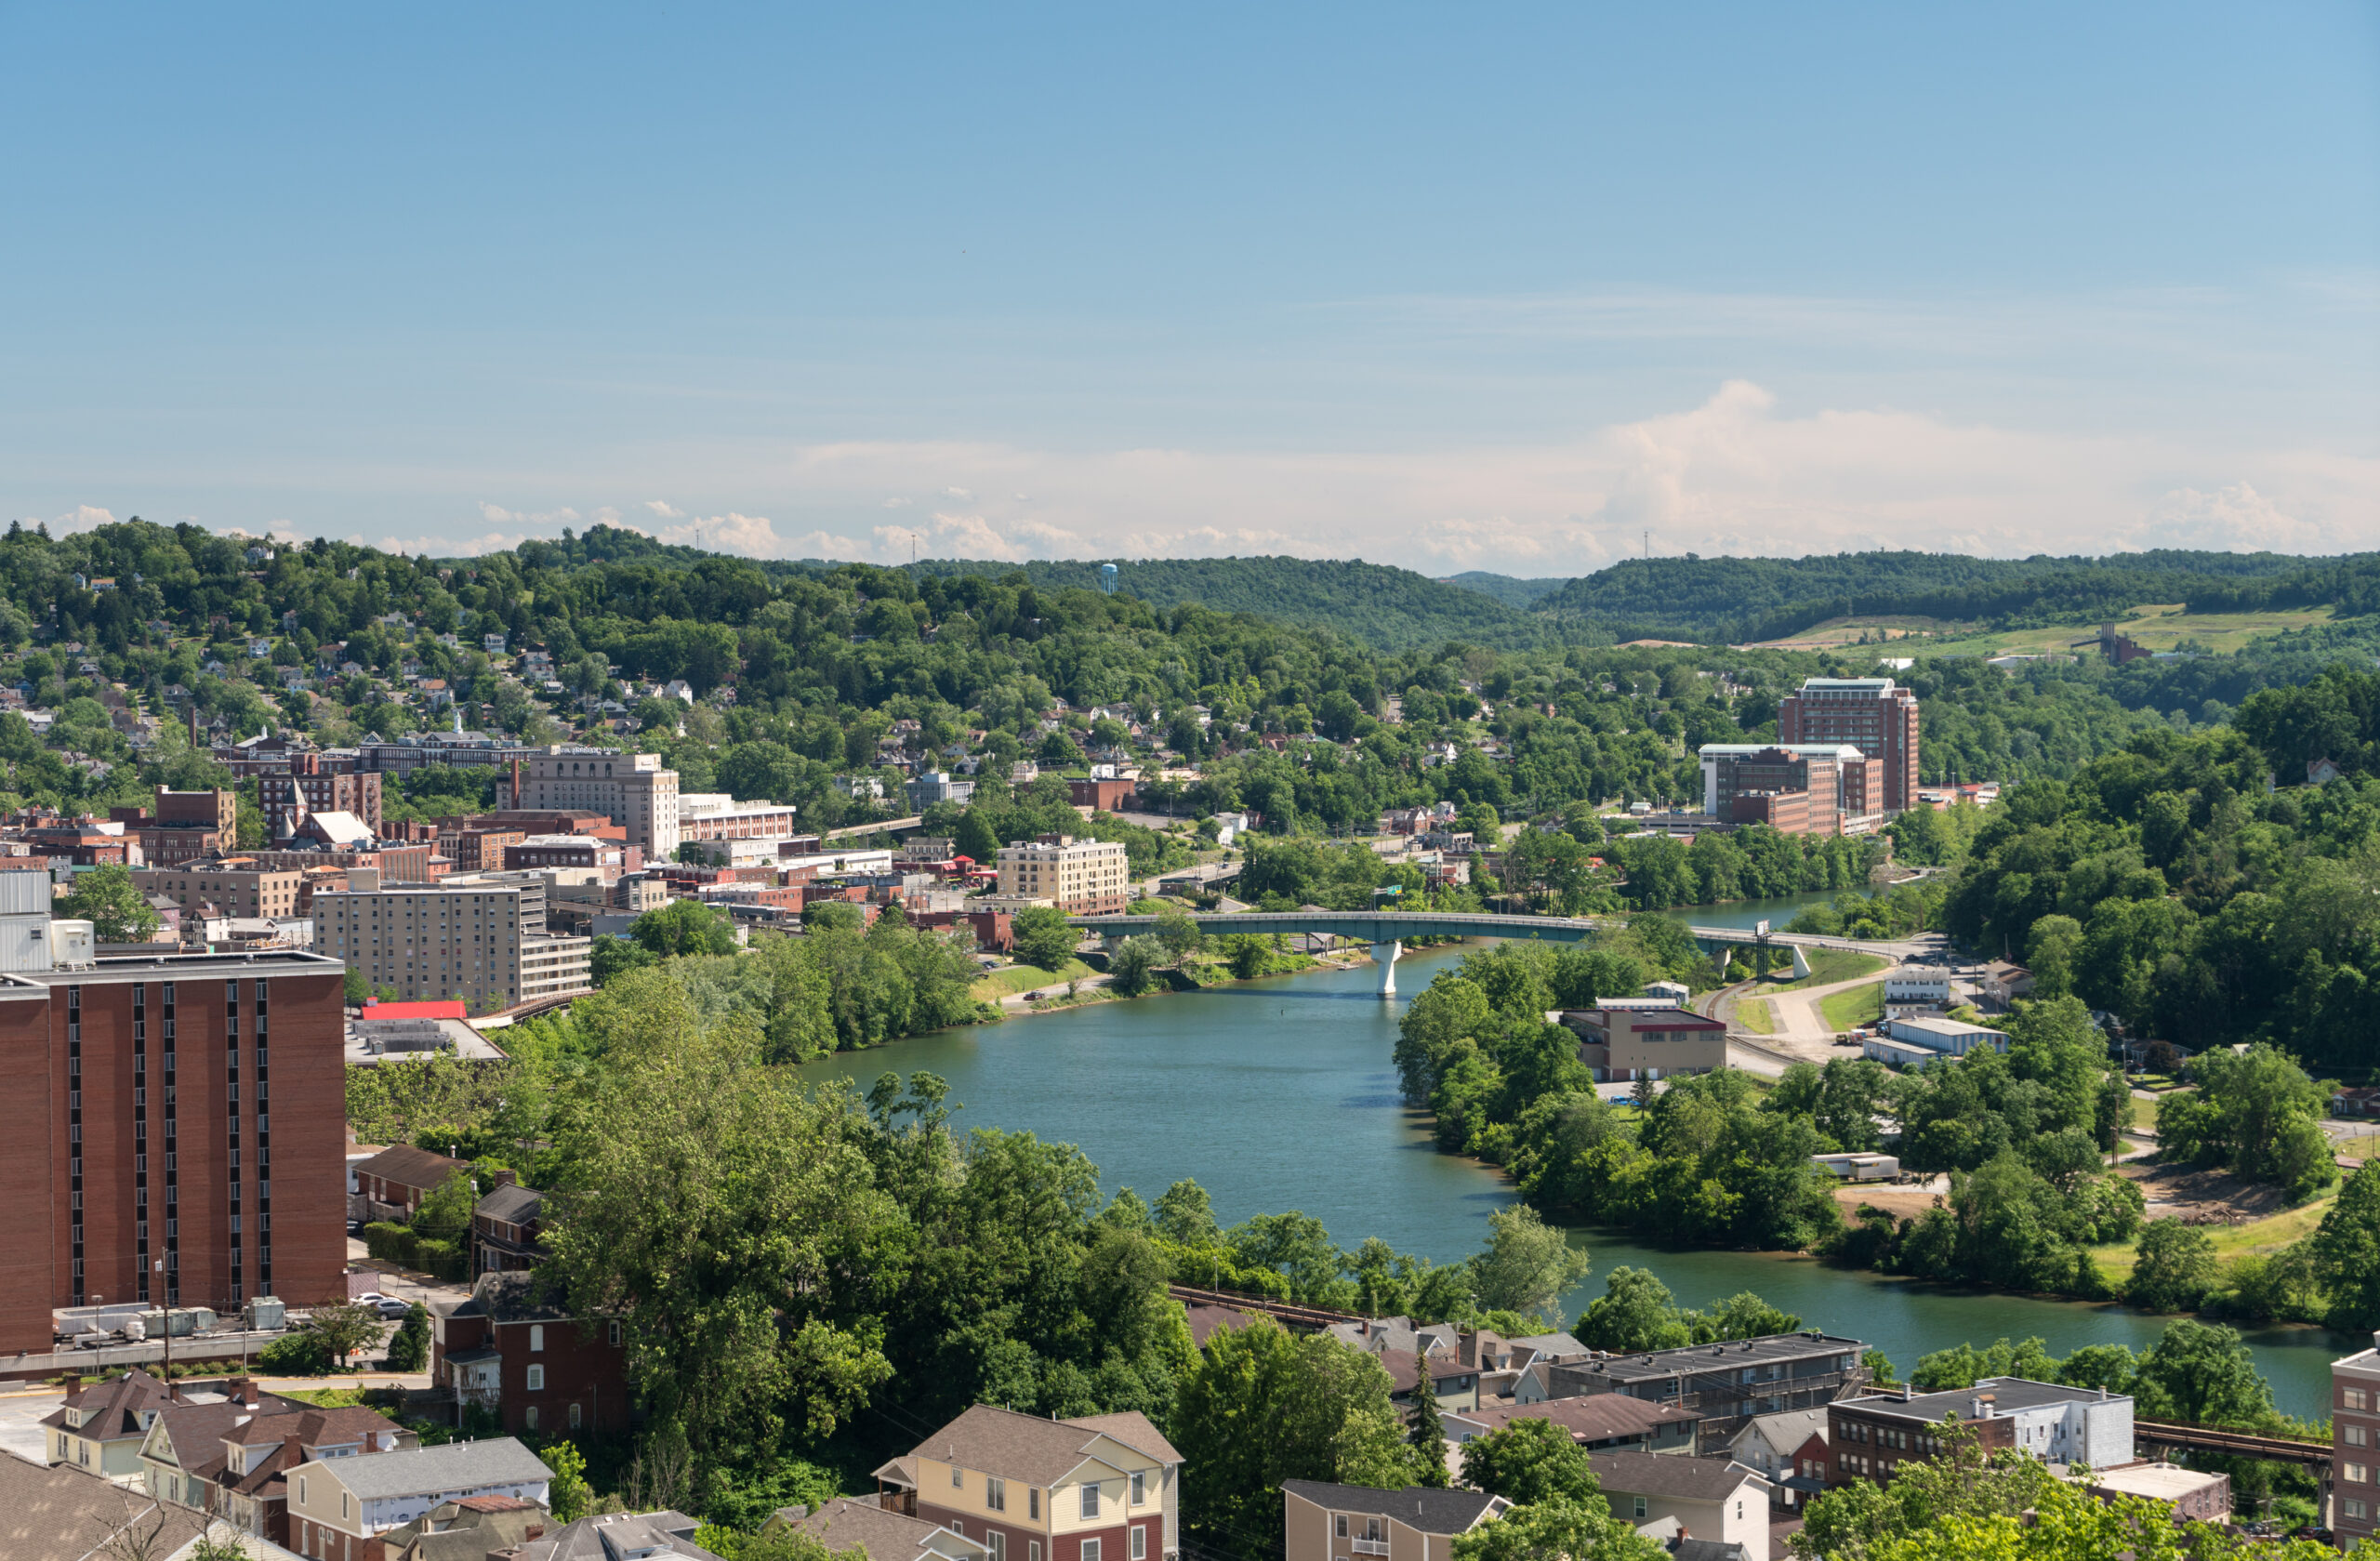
[0,1451,213,1561]
[498,1509,721,1559]
[1383,1353,1484,1415]
[430,1270,631,1436]
[353,1144,468,1218]
[377,1493,551,1559]
[774,1497,992,1561]
[885,1404,1181,1561]
[471,1181,547,1273]
[1585,1452,1771,1560]
[1725,1409,1829,1511]
[286,1437,552,1559]
[138,1382,409,1545]
[1279,1480,1506,1561]
[40,1367,178,1477]
[1979,962,2034,1007]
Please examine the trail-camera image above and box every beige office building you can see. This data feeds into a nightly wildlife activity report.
[136,863,306,920]
[318,871,591,1010]
[519,747,680,861]
[995,836,1131,915]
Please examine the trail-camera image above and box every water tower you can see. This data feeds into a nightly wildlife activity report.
[1099,562,1118,595]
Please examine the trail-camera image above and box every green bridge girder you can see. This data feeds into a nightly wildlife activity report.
[1064,909,1907,951]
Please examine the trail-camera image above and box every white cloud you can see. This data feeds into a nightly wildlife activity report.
[264,381,2377,573]
[27,505,119,536]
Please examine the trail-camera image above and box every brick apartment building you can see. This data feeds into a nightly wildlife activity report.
[315,872,592,1011]
[1827,1378,2132,1486]
[261,753,384,840]
[2334,1334,2380,1541]
[887,1405,1182,1561]
[1778,677,1920,813]
[111,786,238,866]
[431,1271,630,1436]
[0,872,348,1348]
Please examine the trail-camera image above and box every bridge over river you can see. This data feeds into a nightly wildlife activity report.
[1069,909,1937,995]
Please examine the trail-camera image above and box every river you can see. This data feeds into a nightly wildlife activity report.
[797,898,2349,1419]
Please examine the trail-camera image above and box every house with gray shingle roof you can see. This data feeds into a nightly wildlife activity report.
[286,1436,550,1556]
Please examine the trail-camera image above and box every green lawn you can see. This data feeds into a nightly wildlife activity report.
[971,959,1099,1001]
[2126,1089,2191,1133]
[2090,1195,2335,1289]
[1760,951,1888,991]
[1754,603,2334,660]
[1736,998,1778,1035]
[1818,981,1884,1031]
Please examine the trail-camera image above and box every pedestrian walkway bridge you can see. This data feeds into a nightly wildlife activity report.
[1067,909,1931,995]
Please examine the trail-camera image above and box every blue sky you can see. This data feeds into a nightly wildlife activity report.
[5,3,2375,572]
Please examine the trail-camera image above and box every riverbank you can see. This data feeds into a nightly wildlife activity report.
[791,943,2354,1418]
[987,944,1379,1020]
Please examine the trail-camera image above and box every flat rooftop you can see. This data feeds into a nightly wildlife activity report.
[1557,1332,1865,1385]
[1840,1377,2127,1422]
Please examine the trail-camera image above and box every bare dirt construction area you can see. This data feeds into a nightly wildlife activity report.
[2116,1159,2297,1224]
[1830,1184,1946,1223]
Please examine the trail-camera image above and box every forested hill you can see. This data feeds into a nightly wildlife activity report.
[1533,550,2375,646]
[1438,571,1569,608]
[897,555,1554,652]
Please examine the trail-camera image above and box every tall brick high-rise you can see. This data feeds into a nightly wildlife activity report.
[1778,677,1920,813]
[0,870,348,1352]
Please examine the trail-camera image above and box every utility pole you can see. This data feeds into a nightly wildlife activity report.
[1643,529,1649,560]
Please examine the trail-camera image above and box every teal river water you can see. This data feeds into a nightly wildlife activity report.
[798,893,2350,1419]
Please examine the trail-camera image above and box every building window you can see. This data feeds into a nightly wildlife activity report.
[2351,1462,2371,1485]
[1082,1483,1100,1519]
[1131,1471,1145,1505]
[1130,1528,1146,1560]
[991,1538,1007,1561]
[2349,1499,2369,1521]
[1030,1488,1041,1519]
[610,1320,624,1346]
[526,1365,545,1391]
[2353,1425,2370,1448]
[988,1477,1007,1512]
[1336,1517,1348,1539]
[1632,1498,1647,1519]
[530,1325,544,1352]
[1031,1546,1042,1561]
[525,1405,539,1431]
[1082,1542,1100,1561]
[2351,1388,2371,1411]
[954,1465,966,1488]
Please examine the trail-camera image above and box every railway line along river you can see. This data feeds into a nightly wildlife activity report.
[798,914,2348,1420]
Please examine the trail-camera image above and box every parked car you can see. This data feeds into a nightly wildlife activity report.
[371,1297,413,1319]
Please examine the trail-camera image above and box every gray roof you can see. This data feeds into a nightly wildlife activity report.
[0,1455,208,1561]
[475,1182,545,1225]
[1838,1376,2128,1424]
[905,1406,1180,1485]
[512,1510,719,1560]
[1280,1480,1505,1536]
[326,1435,552,1500]
[1730,1408,1830,1454]
[1555,1331,1864,1386]
[1585,1452,1765,1503]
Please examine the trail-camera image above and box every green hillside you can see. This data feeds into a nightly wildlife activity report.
[1439,571,1569,608]
[898,555,1554,653]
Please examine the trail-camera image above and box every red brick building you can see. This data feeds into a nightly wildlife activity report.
[1778,678,1920,814]
[0,949,350,1351]
[353,1144,468,1216]
[430,1271,631,1436]
[1067,777,1136,813]
[261,754,384,840]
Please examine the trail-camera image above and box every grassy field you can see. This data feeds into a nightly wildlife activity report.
[970,959,1098,1000]
[1749,603,2334,660]
[2090,1194,2335,1289]
[1760,950,1888,991]
[1819,981,1884,1030]
[1736,998,1778,1035]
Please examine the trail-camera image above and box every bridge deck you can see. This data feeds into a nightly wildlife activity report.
[1069,908,1927,957]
